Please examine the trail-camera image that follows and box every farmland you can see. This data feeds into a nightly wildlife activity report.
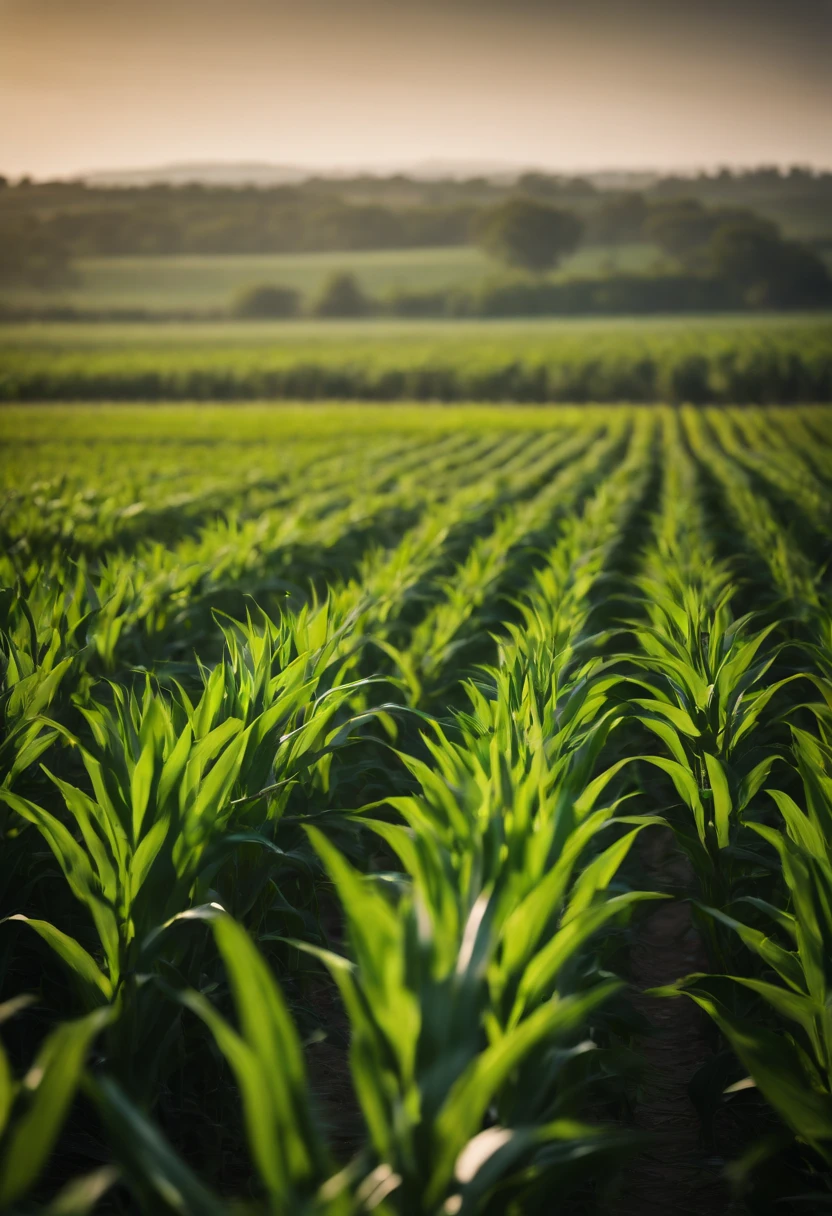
[2,402,832,1213]
[0,244,661,315]
[2,313,832,404]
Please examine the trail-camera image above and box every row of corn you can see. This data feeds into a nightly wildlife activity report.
[1,406,831,1212]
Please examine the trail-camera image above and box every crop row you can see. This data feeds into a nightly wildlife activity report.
[1,406,831,1213]
[1,320,831,404]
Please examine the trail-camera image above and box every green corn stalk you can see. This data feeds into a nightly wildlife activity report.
[682,407,822,619]
[90,910,639,1216]
[0,596,393,1092]
[0,996,113,1212]
[624,413,798,935]
[658,726,832,1169]
[178,912,340,1215]
[278,440,663,1211]
[1,677,255,1012]
[292,823,645,1216]
[0,570,92,794]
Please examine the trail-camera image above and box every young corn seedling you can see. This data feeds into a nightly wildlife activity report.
[95,908,608,1216]
[395,420,628,710]
[73,913,345,1215]
[682,407,822,620]
[0,566,93,794]
[0,675,264,1099]
[295,816,645,1216]
[1,593,396,1089]
[295,522,659,1210]
[191,598,399,931]
[657,726,832,1176]
[624,417,797,935]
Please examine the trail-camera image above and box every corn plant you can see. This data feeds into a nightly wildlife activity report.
[86,912,343,1215]
[659,726,832,1173]
[294,819,645,1216]
[0,997,113,1212]
[394,421,628,708]
[281,443,663,1211]
[0,567,93,793]
[3,404,832,1209]
[624,415,800,929]
[683,407,822,617]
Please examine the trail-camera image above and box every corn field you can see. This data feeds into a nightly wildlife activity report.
[1,317,831,405]
[2,403,832,1214]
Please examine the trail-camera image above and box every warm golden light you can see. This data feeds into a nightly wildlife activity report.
[1,0,829,177]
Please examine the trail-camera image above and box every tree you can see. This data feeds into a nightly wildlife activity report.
[312,272,371,318]
[231,283,300,319]
[644,200,716,263]
[645,200,779,269]
[516,172,560,200]
[708,223,832,308]
[588,192,648,245]
[475,198,583,274]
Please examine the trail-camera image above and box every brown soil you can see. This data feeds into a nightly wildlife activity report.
[614,827,734,1216]
[304,972,364,1162]
[302,891,365,1163]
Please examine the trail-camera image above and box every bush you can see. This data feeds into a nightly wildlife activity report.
[231,283,300,319]
[312,272,372,318]
[462,272,738,318]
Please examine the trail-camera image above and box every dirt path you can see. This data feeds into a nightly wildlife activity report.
[614,827,731,1216]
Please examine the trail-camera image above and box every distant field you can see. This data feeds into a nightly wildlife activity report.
[2,313,830,404]
[0,402,587,444]
[0,243,661,313]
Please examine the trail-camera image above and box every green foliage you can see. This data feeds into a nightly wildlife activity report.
[644,198,832,309]
[665,728,832,1167]
[313,273,372,318]
[709,225,832,308]
[644,198,745,261]
[0,215,74,288]
[0,999,113,1210]
[1,404,832,1211]
[1,315,830,404]
[475,198,583,274]
[586,192,649,245]
[231,283,300,319]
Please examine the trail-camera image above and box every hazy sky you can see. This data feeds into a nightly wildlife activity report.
[2,0,830,177]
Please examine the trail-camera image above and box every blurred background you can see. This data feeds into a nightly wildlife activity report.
[1,0,830,323]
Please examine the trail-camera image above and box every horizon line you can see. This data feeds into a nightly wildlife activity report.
[7,157,832,185]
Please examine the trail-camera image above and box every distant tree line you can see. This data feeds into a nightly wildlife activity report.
[641,198,830,307]
[470,196,830,307]
[1,168,830,258]
[225,265,830,324]
[0,214,74,287]
[1,170,831,310]
[474,198,583,273]
[0,180,477,259]
[232,191,832,318]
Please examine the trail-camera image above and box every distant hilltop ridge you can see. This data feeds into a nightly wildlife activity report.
[79,160,662,189]
[81,162,315,187]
